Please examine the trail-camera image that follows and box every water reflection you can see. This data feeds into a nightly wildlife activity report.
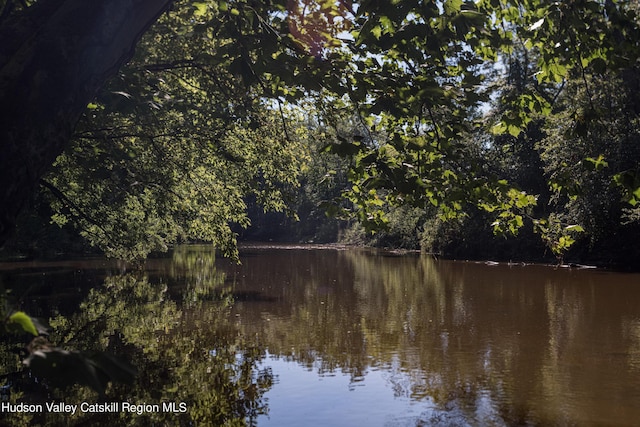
[225,247,640,426]
[2,245,640,426]
[0,246,271,427]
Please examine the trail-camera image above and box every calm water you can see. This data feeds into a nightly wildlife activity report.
[2,244,640,426]
[224,246,640,427]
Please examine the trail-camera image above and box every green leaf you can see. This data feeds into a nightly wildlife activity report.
[584,155,608,171]
[509,215,523,233]
[193,2,207,17]
[371,25,382,39]
[444,0,462,15]
[491,122,507,135]
[8,311,38,336]
[379,15,395,34]
[507,124,521,137]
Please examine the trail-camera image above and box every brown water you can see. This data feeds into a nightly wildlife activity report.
[223,245,640,426]
[1,244,640,426]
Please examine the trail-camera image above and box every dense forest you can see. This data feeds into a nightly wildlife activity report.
[2,0,640,268]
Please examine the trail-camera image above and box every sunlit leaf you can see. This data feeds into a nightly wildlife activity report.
[193,2,207,17]
[8,311,38,336]
[444,0,462,15]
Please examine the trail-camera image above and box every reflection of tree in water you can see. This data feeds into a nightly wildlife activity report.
[234,249,570,425]
[1,247,272,427]
[338,252,640,426]
[148,244,231,304]
[5,247,636,425]
[346,253,531,425]
[229,249,371,382]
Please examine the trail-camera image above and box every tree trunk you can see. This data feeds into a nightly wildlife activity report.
[0,0,172,247]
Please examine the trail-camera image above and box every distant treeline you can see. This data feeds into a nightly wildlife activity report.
[241,63,640,269]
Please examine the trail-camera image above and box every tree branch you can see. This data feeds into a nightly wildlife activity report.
[39,179,104,231]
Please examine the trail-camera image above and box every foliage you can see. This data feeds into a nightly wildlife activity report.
[0,246,273,426]
[6,0,640,417]
[4,0,640,264]
[41,0,308,261]
[535,68,640,263]
[4,311,38,337]
[309,0,640,263]
[238,103,351,243]
[0,292,136,399]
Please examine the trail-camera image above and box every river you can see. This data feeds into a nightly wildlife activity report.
[1,244,639,426]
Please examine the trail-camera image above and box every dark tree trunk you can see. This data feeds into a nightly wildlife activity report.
[0,0,172,247]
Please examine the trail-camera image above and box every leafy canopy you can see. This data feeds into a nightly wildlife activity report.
[23,0,640,260]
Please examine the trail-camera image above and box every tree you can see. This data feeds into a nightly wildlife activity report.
[314,0,640,263]
[3,0,640,264]
[0,0,172,247]
[2,0,314,260]
[537,68,640,265]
